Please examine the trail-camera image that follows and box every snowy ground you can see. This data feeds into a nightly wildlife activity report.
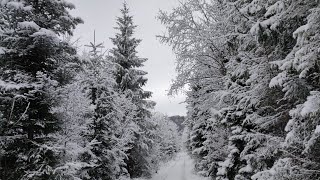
[146,152,210,180]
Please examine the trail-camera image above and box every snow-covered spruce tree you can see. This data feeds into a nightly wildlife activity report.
[0,0,82,179]
[51,72,93,179]
[185,83,231,177]
[70,40,133,180]
[192,0,320,179]
[211,0,306,179]
[212,1,320,179]
[251,1,320,179]
[109,3,155,178]
[53,49,139,179]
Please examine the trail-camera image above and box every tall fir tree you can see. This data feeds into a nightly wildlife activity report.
[80,35,129,180]
[0,0,82,179]
[109,3,155,178]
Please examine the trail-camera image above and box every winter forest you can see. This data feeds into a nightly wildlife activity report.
[0,0,320,180]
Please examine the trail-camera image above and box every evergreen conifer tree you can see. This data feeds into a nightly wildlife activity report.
[78,35,128,180]
[0,1,82,179]
[109,3,155,178]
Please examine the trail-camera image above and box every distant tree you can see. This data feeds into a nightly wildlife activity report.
[151,113,180,166]
[169,115,185,132]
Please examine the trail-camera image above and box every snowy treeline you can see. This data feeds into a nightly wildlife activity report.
[159,0,320,179]
[0,1,180,180]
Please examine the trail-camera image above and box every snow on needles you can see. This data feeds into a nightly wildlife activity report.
[0,79,29,91]
[300,91,320,117]
[18,21,40,30]
[3,1,32,11]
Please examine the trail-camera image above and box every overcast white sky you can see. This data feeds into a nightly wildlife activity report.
[68,0,187,116]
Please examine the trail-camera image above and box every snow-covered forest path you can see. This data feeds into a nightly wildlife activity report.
[150,152,209,180]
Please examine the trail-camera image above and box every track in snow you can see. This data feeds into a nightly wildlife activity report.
[150,152,210,180]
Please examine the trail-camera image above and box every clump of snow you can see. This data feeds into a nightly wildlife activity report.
[192,11,205,24]
[32,28,57,38]
[31,28,59,45]
[291,45,317,79]
[5,1,32,11]
[217,157,234,176]
[59,15,72,22]
[289,92,320,122]
[293,24,310,39]
[18,21,40,30]
[250,22,262,36]
[0,0,8,6]
[315,125,320,134]
[209,108,221,117]
[60,0,76,10]
[240,0,263,15]
[293,24,310,46]
[284,119,294,132]
[239,164,253,173]
[300,91,320,117]
[270,55,295,72]
[250,16,279,35]
[229,147,239,154]
[265,1,285,17]
[0,79,29,91]
[0,47,6,54]
[231,126,242,134]
[250,1,286,35]
[284,131,295,146]
[88,104,97,111]
[269,71,288,88]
